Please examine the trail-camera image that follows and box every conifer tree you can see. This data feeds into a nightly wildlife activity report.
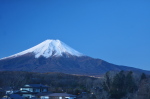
[110,71,126,99]
[140,73,147,81]
[125,71,137,93]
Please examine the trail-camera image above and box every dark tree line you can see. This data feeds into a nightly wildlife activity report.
[103,71,150,99]
[103,71,137,99]
[0,71,150,99]
[0,71,100,98]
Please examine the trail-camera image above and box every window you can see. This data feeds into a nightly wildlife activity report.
[35,89,40,92]
[41,96,49,99]
[42,88,47,92]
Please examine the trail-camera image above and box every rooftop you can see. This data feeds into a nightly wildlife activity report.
[36,93,76,97]
[22,84,48,88]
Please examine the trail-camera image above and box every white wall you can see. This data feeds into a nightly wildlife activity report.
[40,96,49,99]
[20,88,33,92]
[59,97,62,99]
[22,94,33,98]
[65,97,76,99]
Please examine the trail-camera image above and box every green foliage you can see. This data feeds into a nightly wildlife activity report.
[0,71,147,99]
[0,71,98,96]
[103,71,138,99]
[125,71,137,93]
[110,71,126,99]
[140,73,147,81]
[103,72,111,92]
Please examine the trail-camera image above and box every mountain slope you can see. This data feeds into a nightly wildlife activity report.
[0,39,149,76]
[0,54,149,76]
[1,39,83,60]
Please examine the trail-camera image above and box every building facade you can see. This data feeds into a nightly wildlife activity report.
[16,84,49,98]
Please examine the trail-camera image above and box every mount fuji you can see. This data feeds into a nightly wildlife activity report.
[0,39,149,76]
[1,39,83,60]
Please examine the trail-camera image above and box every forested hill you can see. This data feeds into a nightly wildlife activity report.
[0,71,150,99]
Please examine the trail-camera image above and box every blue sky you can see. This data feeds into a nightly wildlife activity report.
[0,0,150,70]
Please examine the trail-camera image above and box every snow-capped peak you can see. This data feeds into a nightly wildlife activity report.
[2,39,83,59]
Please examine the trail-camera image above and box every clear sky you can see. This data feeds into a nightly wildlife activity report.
[0,0,150,70]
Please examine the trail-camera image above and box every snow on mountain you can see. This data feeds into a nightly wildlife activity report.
[1,39,83,59]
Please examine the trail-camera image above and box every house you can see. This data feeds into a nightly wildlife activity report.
[4,94,25,99]
[3,87,14,95]
[15,84,49,98]
[36,93,76,99]
[2,84,76,99]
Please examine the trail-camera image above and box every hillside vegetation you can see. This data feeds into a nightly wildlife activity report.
[0,71,149,99]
